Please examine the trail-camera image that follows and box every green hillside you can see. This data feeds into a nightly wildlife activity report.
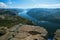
[0,10,33,28]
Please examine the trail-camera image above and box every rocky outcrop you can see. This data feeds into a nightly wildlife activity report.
[0,27,7,36]
[10,25,48,40]
[0,27,9,40]
[0,25,48,40]
[53,29,60,40]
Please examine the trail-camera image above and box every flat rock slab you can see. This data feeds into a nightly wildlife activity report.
[11,25,48,40]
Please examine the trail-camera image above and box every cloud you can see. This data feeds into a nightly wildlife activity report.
[0,2,7,8]
[18,4,60,9]
[33,4,60,8]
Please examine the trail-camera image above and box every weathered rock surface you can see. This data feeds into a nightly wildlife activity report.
[0,25,48,40]
[0,27,9,40]
[10,25,48,40]
[53,29,60,40]
[0,27,7,36]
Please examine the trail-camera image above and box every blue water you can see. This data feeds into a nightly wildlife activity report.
[17,10,60,39]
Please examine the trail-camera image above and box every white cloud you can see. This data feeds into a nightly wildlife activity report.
[18,4,60,9]
[0,2,7,8]
[33,4,60,8]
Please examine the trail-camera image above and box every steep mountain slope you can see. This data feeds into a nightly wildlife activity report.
[0,9,33,28]
[27,8,60,24]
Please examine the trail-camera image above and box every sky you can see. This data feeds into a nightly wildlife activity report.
[0,0,60,8]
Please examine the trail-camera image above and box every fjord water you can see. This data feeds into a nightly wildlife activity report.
[18,9,60,39]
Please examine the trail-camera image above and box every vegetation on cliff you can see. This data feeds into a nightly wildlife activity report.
[0,10,33,28]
